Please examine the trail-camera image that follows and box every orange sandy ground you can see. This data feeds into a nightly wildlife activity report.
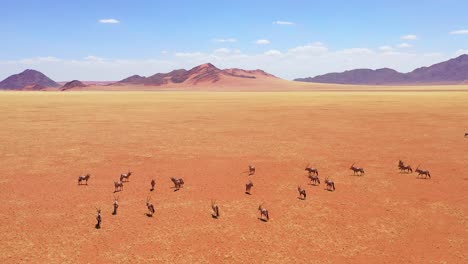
[0,91,466,263]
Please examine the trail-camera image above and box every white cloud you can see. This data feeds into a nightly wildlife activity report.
[379,46,394,52]
[20,56,62,64]
[339,48,374,55]
[397,43,412,48]
[401,34,418,40]
[455,49,468,55]
[174,52,204,58]
[264,50,282,56]
[273,20,295,25]
[84,55,105,62]
[0,46,450,81]
[214,48,231,54]
[288,42,328,56]
[450,29,468,35]
[255,39,271,45]
[99,19,120,24]
[213,38,237,43]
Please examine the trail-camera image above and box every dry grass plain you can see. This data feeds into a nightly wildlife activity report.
[0,91,467,263]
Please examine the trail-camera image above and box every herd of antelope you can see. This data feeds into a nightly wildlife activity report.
[79,160,431,228]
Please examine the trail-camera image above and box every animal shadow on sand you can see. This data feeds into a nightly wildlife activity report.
[258,218,268,222]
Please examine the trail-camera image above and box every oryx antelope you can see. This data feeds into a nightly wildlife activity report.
[349,163,365,175]
[245,180,254,194]
[211,200,220,218]
[398,160,413,173]
[305,164,319,176]
[399,164,413,173]
[112,196,119,215]
[258,204,269,222]
[325,178,335,191]
[465,132,468,137]
[249,165,256,175]
[95,207,102,229]
[78,174,91,185]
[146,196,155,217]
[170,177,184,190]
[120,171,132,182]
[297,186,307,200]
[415,165,431,179]
[150,179,156,191]
[308,174,320,185]
[114,181,124,192]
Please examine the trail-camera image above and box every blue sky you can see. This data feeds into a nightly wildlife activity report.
[1,0,468,80]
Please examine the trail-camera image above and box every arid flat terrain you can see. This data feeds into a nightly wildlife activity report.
[0,91,466,263]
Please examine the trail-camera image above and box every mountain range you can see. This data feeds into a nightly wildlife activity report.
[115,63,276,86]
[294,54,468,85]
[1,55,468,90]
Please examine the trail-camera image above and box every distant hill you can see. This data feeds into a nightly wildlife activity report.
[61,80,87,91]
[0,69,59,90]
[116,63,278,86]
[295,54,468,85]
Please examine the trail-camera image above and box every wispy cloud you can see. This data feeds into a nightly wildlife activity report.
[287,42,328,56]
[174,52,203,58]
[99,19,120,24]
[264,50,282,56]
[379,46,394,52]
[273,20,295,25]
[84,55,105,62]
[213,38,237,43]
[450,29,468,35]
[397,43,412,48]
[0,45,449,81]
[255,39,270,45]
[401,34,418,40]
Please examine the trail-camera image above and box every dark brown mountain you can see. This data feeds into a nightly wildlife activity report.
[117,63,277,86]
[0,69,59,90]
[61,80,87,91]
[294,54,468,84]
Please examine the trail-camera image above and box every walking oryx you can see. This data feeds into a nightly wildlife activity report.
[78,174,90,185]
[114,181,124,192]
[297,186,307,200]
[305,164,319,176]
[170,177,184,191]
[150,179,156,191]
[398,160,413,173]
[245,180,254,194]
[120,171,132,182]
[258,204,269,222]
[249,164,256,175]
[325,178,336,191]
[211,200,220,219]
[112,196,119,215]
[146,196,155,217]
[95,207,102,229]
[308,174,320,185]
[349,163,365,175]
[415,165,431,179]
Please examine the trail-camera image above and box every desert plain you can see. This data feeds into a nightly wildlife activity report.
[0,90,467,263]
